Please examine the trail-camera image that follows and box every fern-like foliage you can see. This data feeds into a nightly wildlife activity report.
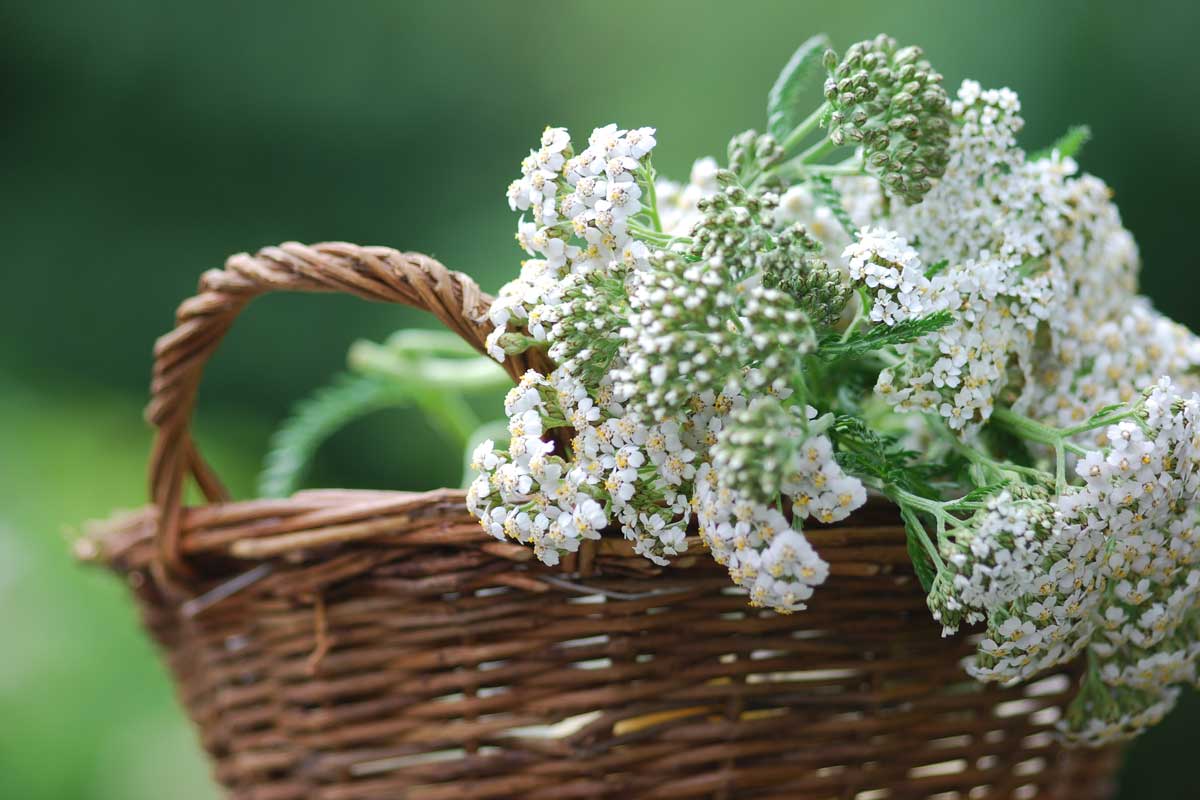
[1031,124,1091,161]
[830,414,940,498]
[817,310,953,361]
[258,329,511,498]
[809,175,859,238]
[258,372,411,498]
[831,414,947,591]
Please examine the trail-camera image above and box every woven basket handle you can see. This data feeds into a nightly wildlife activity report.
[146,241,543,578]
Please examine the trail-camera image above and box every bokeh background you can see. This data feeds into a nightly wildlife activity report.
[3,1,1200,797]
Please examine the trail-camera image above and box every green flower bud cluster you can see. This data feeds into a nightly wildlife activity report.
[822,34,951,203]
[688,183,849,329]
[545,269,631,388]
[761,224,851,327]
[711,396,802,503]
[618,247,814,422]
[686,182,782,269]
[726,129,784,183]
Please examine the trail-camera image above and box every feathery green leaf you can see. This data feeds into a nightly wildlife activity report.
[1085,402,1127,424]
[258,372,411,498]
[767,34,833,140]
[818,310,952,361]
[809,175,859,238]
[1031,124,1091,161]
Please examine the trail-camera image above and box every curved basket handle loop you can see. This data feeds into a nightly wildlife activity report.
[146,241,548,579]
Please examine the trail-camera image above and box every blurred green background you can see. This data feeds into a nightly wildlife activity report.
[3,1,1200,797]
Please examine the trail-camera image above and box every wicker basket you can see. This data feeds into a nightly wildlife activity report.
[82,242,1123,800]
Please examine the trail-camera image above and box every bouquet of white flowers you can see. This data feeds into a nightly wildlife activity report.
[273,34,1200,747]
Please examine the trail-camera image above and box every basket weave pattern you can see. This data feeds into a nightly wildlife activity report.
[86,243,1122,799]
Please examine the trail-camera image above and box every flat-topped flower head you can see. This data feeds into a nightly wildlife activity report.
[694,462,834,614]
[843,226,931,327]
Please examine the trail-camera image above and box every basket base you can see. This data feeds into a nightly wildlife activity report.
[89,495,1123,799]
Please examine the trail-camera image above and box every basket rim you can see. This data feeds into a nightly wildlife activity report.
[81,490,908,603]
[142,242,554,583]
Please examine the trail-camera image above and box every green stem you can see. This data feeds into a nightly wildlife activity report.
[926,416,1047,486]
[412,388,479,448]
[628,221,686,246]
[790,367,811,407]
[1062,410,1138,437]
[804,161,865,177]
[990,406,1062,447]
[839,287,871,343]
[891,487,952,520]
[349,342,510,392]
[640,162,664,233]
[768,155,865,187]
[990,406,1096,492]
[898,504,947,572]
[797,136,839,165]
[780,102,831,153]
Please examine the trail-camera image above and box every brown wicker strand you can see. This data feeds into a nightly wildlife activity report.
[82,491,1122,800]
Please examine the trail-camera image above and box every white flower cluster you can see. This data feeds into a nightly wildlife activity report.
[467,367,692,567]
[931,379,1200,743]
[950,490,1104,685]
[864,80,1200,436]
[833,86,1033,431]
[709,398,864,512]
[838,80,1200,741]
[870,250,1047,432]
[653,156,721,238]
[1030,299,1200,440]
[695,402,864,612]
[461,52,1200,746]
[470,124,872,614]
[487,124,658,361]
[891,81,1027,263]
[842,227,931,327]
[935,493,1073,624]
[468,354,869,602]
[695,464,828,612]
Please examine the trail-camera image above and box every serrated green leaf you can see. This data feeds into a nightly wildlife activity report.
[818,310,953,361]
[832,415,929,494]
[767,34,833,140]
[955,482,1009,505]
[924,259,949,279]
[1031,124,1091,162]
[1086,402,1126,423]
[809,175,858,238]
[258,372,409,498]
